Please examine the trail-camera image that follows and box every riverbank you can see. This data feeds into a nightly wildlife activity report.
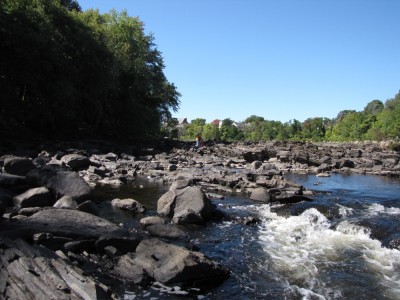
[0,138,399,299]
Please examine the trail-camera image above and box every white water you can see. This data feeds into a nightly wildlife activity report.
[256,204,400,299]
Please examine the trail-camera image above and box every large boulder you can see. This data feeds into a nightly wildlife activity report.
[3,157,36,176]
[61,154,91,171]
[250,187,270,202]
[13,187,52,208]
[0,173,29,193]
[157,190,176,217]
[133,238,230,286]
[112,253,150,284]
[26,165,91,202]
[157,186,216,225]
[53,196,78,209]
[14,208,119,239]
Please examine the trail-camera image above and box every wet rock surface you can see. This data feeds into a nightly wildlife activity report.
[0,138,399,299]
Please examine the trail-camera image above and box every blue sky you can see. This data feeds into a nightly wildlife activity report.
[78,0,400,123]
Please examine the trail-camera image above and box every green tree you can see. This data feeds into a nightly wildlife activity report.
[363,99,384,115]
[301,117,326,141]
[220,118,242,141]
[180,118,205,140]
[242,115,265,141]
[0,1,180,139]
[286,119,302,140]
[202,123,220,140]
[368,92,400,140]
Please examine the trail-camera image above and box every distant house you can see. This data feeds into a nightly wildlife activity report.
[212,119,222,127]
[177,118,188,126]
[233,121,244,129]
[211,119,243,128]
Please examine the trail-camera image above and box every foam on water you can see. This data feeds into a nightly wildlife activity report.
[367,203,400,215]
[256,204,400,299]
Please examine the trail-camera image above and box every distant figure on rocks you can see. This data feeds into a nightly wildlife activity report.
[195,134,202,148]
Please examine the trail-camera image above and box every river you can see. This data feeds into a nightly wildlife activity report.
[94,173,400,299]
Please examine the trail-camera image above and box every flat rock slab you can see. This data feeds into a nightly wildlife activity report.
[14,208,119,239]
[0,237,113,300]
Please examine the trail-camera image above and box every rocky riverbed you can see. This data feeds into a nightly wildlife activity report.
[0,139,399,299]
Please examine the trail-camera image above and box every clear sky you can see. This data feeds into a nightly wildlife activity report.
[78,0,400,123]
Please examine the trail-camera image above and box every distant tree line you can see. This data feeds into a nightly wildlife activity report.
[174,91,400,143]
[0,0,180,139]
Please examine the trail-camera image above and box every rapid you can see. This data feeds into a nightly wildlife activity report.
[96,173,400,299]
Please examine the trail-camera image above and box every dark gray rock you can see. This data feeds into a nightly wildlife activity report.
[169,179,191,190]
[61,154,91,171]
[33,233,72,251]
[339,159,356,169]
[0,173,28,193]
[250,160,262,170]
[64,239,96,253]
[382,158,399,169]
[255,163,281,176]
[18,207,45,216]
[4,157,36,176]
[26,165,92,202]
[112,253,150,284]
[32,156,52,167]
[95,230,142,254]
[157,190,176,217]
[140,216,166,227]
[53,195,78,209]
[13,187,52,208]
[250,187,270,202]
[14,208,119,239]
[111,198,146,213]
[243,151,266,163]
[145,223,187,239]
[133,238,230,286]
[158,186,216,225]
[76,200,99,216]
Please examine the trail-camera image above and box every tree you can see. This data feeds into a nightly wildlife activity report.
[301,117,326,141]
[202,123,220,140]
[287,119,302,140]
[179,118,206,140]
[242,115,265,141]
[363,99,384,115]
[0,1,180,139]
[368,92,400,140]
[220,118,242,141]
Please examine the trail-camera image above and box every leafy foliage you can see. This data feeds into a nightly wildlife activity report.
[177,91,400,143]
[0,0,180,139]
